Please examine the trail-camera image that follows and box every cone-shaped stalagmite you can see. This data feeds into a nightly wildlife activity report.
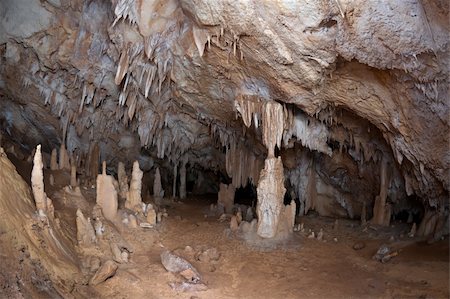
[59,143,70,170]
[32,145,54,217]
[76,209,96,246]
[125,161,143,211]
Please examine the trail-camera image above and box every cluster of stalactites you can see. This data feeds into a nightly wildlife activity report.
[234,96,284,157]
[225,139,263,189]
[283,110,332,156]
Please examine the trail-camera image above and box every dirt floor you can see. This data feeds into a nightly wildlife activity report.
[1,156,449,299]
[87,195,449,299]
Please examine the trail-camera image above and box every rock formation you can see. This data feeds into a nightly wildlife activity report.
[96,163,118,221]
[31,145,54,218]
[125,161,143,211]
[70,161,77,188]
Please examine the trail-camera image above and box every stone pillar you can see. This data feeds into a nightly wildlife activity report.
[172,162,178,198]
[153,167,164,200]
[125,161,143,211]
[50,148,58,170]
[179,160,187,199]
[256,157,286,238]
[117,162,128,200]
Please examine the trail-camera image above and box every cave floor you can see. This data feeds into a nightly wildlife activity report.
[82,196,448,299]
[4,157,449,298]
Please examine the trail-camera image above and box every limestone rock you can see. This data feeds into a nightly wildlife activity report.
[160,250,201,283]
[89,260,118,286]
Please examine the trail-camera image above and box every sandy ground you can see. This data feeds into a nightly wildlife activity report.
[1,157,448,299]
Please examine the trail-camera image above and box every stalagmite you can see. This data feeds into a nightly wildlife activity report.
[117,162,129,200]
[31,144,54,218]
[179,159,187,199]
[70,161,77,187]
[76,209,96,246]
[59,143,70,170]
[49,174,54,186]
[256,157,286,238]
[172,163,177,198]
[96,162,118,221]
[371,158,391,226]
[153,167,164,200]
[218,183,234,214]
[125,161,143,211]
[50,148,58,170]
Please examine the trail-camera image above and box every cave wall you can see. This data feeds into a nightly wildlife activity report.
[0,0,448,213]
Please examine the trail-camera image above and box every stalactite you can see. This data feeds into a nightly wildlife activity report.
[261,102,284,158]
